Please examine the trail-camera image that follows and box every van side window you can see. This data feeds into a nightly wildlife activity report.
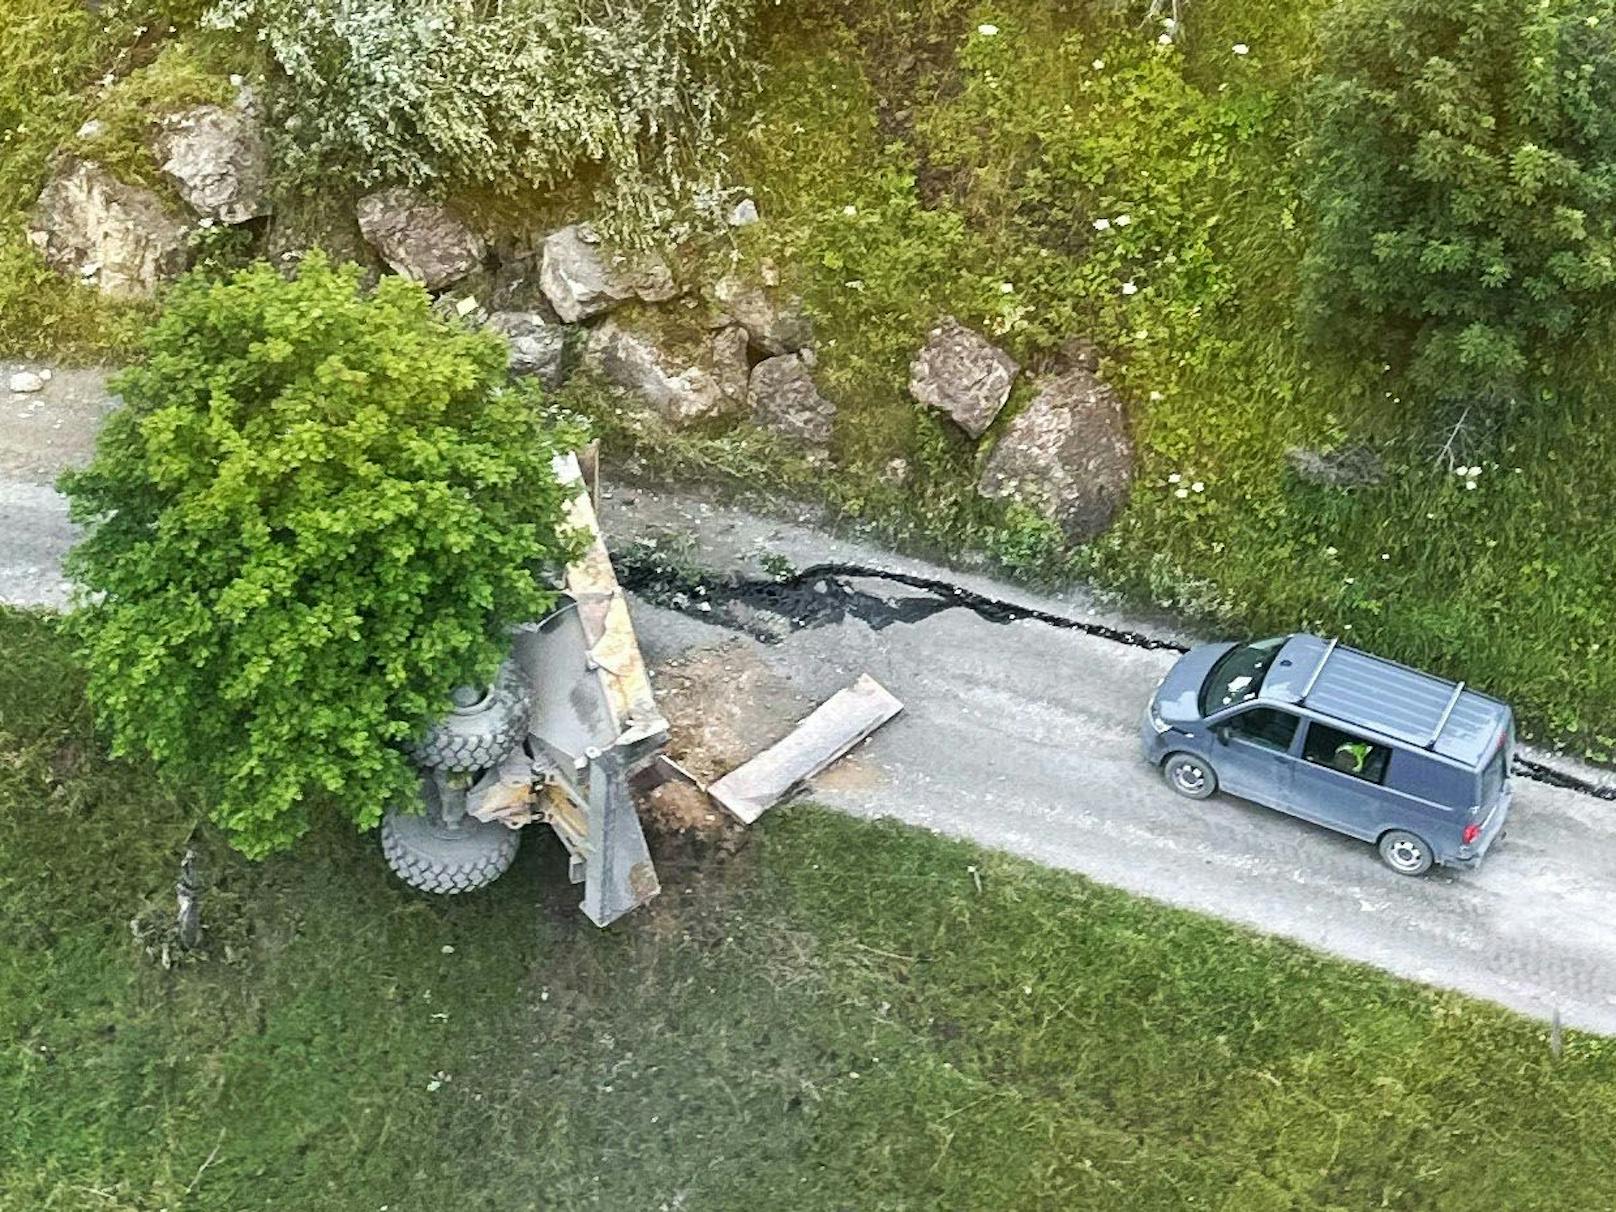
[1386,749,1471,806]
[1226,707,1299,752]
[1302,722,1391,784]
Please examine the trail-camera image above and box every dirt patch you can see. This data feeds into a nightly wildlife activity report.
[651,640,810,784]
[633,640,811,851]
[641,780,722,835]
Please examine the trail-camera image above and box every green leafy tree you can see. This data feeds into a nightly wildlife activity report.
[1299,0,1616,398]
[61,254,582,857]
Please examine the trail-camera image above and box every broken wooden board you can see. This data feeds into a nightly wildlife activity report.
[707,674,903,825]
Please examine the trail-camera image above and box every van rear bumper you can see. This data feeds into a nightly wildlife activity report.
[1445,791,1512,869]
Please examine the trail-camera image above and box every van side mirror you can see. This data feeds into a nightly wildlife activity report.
[1213,725,1230,745]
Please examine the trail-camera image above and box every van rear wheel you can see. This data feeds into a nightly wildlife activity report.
[1378,829,1433,876]
[1163,752,1217,800]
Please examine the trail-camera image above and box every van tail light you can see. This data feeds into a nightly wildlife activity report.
[1462,822,1481,846]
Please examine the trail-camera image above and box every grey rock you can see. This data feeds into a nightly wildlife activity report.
[708,274,813,355]
[749,353,835,446]
[9,371,46,394]
[153,84,271,225]
[539,224,677,323]
[356,187,486,291]
[727,198,760,227]
[978,363,1134,542]
[1286,444,1384,489]
[486,311,565,386]
[909,316,1019,439]
[75,118,105,141]
[29,159,190,300]
[585,320,748,424]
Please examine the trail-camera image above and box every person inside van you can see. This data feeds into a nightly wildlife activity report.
[1332,740,1371,775]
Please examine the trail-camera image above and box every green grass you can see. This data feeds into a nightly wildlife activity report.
[4,608,1615,1211]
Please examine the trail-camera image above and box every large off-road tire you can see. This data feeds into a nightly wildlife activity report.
[409,661,531,773]
[381,783,520,895]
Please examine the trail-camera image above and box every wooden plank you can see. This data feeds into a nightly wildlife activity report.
[707,674,903,825]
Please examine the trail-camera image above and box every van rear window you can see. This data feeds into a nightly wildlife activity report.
[1480,747,1506,807]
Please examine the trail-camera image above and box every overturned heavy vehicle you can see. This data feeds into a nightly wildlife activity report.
[381,453,667,927]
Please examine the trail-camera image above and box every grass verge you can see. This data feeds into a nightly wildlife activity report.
[3,608,1612,1210]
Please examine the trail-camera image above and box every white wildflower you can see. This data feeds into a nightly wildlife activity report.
[842,204,857,217]
[1233,43,1250,55]
[1158,32,1173,45]
[1121,280,1138,295]
[1093,217,1111,231]
[1114,214,1131,226]
[441,944,455,954]
[977,23,999,35]
[1149,390,1164,402]
[1092,58,1105,70]
[1168,473,1182,483]
[1192,481,1205,493]
[1174,487,1190,499]
[1324,546,1338,556]
[1000,281,1014,293]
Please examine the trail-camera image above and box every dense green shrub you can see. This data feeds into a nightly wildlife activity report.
[1299,0,1616,401]
[205,0,761,240]
[60,254,582,857]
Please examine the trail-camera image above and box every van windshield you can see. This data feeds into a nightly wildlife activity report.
[1200,637,1286,716]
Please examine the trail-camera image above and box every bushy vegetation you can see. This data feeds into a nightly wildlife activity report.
[1299,0,1616,401]
[2,607,1613,1208]
[59,255,581,856]
[206,0,762,240]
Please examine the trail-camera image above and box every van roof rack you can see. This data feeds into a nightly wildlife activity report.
[1426,681,1465,749]
[1295,636,1338,706]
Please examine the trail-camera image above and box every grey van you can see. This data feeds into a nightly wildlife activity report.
[1140,634,1512,875]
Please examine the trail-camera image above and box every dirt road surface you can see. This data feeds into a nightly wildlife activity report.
[4,366,1615,1033]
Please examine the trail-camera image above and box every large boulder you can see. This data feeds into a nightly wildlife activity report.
[29,159,190,300]
[539,225,677,323]
[909,317,1019,439]
[585,320,748,424]
[356,187,485,291]
[152,84,271,225]
[707,274,813,355]
[978,363,1134,542]
[749,352,835,446]
[485,311,565,386]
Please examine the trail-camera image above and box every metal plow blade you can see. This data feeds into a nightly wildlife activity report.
[504,452,668,927]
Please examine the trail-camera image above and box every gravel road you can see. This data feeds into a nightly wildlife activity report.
[596,486,1616,1036]
[5,366,1615,1033]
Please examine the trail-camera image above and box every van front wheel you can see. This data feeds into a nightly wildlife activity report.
[1378,830,1433,876]
[1163,752,1217,800]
